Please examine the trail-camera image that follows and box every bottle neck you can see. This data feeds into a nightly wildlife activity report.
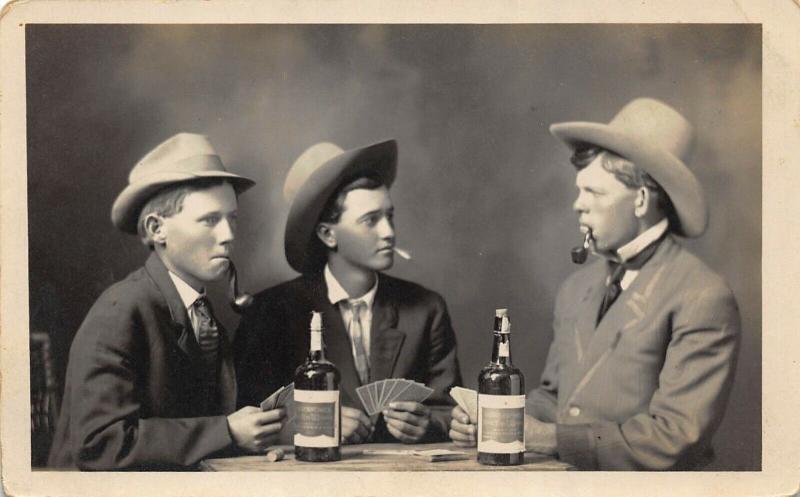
[308,330,325,361]
[491,332,512,365]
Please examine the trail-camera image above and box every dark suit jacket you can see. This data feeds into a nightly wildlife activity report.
[527,236,741,470]
[235,272,462,441]
[48,253,238,470]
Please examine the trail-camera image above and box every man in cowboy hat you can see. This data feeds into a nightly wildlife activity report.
[449,98,741,470]
[235,139,462,444]
[49,133,286,470]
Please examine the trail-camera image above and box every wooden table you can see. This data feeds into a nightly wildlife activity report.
[200,442,573,471]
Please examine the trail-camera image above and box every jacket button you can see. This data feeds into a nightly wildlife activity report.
[568,406,581,417]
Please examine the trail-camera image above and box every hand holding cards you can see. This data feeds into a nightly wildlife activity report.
[356,379,434,416]
[449,386,478,423]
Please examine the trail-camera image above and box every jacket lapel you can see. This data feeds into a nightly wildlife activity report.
[308,278,362,406]
[144,253,203,366]
[574,264,607,361]
[369,274,405,382]
[567,237,676,405]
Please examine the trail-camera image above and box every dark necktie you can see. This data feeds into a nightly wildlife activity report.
[596,237,664,326]
[596,262,626,326]
[193,297,220,392]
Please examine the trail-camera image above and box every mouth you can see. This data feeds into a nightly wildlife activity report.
[376,246,394,254]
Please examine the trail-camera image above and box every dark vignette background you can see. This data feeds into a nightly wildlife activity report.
[26,24,761,470]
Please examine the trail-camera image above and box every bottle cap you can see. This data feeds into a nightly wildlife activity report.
[494,309,511,333]
[310,311,323,330]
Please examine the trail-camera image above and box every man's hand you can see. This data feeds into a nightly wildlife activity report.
[227,406,285,453]
[383,401,431,443]
[448,405,476,447]
[342,406,374,444]
[524,414,557,455]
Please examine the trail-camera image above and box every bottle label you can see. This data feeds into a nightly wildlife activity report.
[498,341,510,358]
[310,330,322,352]
[477,394,525,453]
[294,389,339,447]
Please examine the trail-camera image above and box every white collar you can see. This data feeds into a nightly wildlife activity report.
[616,217,669,262]
[168,271,204,309]
[324,264,378,307]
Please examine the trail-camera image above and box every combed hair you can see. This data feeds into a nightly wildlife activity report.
[305,174,386,273]
[136,177,227,248]
[571,146,677,223]
[318,174,386,224]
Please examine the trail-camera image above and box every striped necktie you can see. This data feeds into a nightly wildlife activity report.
[193,297,220,390]
[346,300,370,385]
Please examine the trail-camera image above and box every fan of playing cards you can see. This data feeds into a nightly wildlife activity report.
[356,379,434,416]
[260,382,294,412]
[449,386,478,423]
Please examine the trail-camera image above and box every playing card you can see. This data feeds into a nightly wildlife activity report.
[260,385,285,411]
[367,382,379,414]
[390,379,413,403]
[451,386,478,423]
[394,381,434,404]
[275,382,294,409]
[412,449,470,462]
[356,384,372,413]
[449,387,467,411]
[382,379,399,406]
[378,379,389,408]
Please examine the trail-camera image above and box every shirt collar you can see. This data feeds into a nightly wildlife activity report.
[324,264,378,308]
[616,217,669,262]
[168,271,204,310]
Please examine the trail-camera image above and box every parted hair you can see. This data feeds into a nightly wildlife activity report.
[305,174,386,272]
[318,174,386,225]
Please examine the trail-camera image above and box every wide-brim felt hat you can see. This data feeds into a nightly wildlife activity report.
[550,97,707,238]
[111,133,256,234]
[283,139,397,274]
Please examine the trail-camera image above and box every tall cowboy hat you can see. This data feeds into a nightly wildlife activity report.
[283,139,398,274]
[550,97,708,238]
[111,133,255,234]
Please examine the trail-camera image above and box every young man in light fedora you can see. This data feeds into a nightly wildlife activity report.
[235,139,462,444]
[449,98,741,470]
[49,133,286,470]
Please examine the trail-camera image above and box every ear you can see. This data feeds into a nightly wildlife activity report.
[634,187,650,218]
[315,222,337,249]
[144,214,167,246]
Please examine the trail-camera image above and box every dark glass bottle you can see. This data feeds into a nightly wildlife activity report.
[477,308,525,466]
[294,311,341,462]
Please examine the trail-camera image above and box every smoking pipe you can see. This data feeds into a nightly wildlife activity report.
[228,261,253,312]
[571,230,593,264]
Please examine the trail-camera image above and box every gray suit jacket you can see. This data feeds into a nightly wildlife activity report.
[527,236,741,470]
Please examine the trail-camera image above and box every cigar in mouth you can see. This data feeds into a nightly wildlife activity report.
[227,261,253,311]
[393,247,412,260]
[571,230,593,264]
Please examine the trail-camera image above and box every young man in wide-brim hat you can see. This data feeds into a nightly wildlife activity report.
[235,139,462,444]
[49,133,287,470]
[450,98,741,470]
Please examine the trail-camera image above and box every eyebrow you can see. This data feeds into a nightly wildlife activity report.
[357,207,391,222]
[195,208,238,220]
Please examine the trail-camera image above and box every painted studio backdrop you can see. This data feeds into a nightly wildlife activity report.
[26,24,760,469]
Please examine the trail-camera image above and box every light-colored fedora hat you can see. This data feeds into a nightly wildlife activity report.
[111,133,256,234]
[283,139,397,273]
[550,98,707,238]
